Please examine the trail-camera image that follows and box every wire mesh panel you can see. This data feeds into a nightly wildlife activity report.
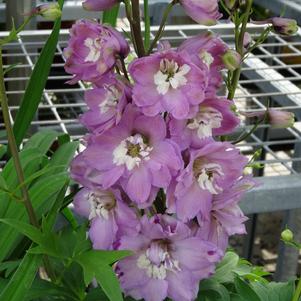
[1,24,300,177]
[1,24,301,278]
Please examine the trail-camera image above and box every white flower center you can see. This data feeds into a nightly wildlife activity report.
[137,242,181,280]
[112,134,153,171]
[88,191,116,220]
[154,58,191,95]
[99,86,121,114]
[84,37,102,63]
[199,50,214,67]
[187,106,223,139]
[197,163,224,194]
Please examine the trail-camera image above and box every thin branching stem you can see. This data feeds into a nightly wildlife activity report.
[147,0,178,54]
[227,0,253,100]
[130,0,145,57]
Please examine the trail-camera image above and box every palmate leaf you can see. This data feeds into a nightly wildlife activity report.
[76,250,132,301]
[12,0,65,147]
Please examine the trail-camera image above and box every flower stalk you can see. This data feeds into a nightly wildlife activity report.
[147,0,178,54]
[130,0,145,57]
[0,50,39,227]
[0,49,56,282]
[227,0,253,100]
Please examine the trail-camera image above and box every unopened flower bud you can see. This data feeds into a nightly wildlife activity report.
[35,3,61,21]
[222,49,241,71]
[271,17,298,36]
[83,0,118,11]
[281,229,294,242]
[224,0,238,10]
[243,32,252,49]
[268,109,295,128]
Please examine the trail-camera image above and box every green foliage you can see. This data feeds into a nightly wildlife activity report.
[12,1,65,147]
[0,252,42,301]
[198,251,295,301]
[0,131,78,262]
[76,250,132,301]
[102,4,120,27]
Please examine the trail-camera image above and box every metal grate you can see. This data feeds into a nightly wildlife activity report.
[1,23,301,279]
[1,24,301,179]
[253,0,301,25]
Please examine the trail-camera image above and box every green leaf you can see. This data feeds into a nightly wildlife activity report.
[0,174,10,217]
[60,262,87,300]
[0,136,76,262]
[47,141,79,174]
[23,130,58,153]
[25,279,78,301]
[95,264,123,301]
[0,144,7,160]
[76,250,132,269]
[76,250,131,301]
[0,218,43,244]
[85,288,109,301]
[234,277,261,301]
[102,4,120,27]
[2,148,45,190]
[12,2,64,147]
[198,279,231,301]
[0,252,41,301]
[61,207,78,230]
[251,281,295,301]
[212,251,240,283]
[0,260,21,278]
[0,278,9,291]
[0,173,68,262]
[42,181,69,233]
[29,225,91,260]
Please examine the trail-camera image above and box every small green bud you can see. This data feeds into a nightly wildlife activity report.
[36,3,62,21]
[224,0,238,10]
[268,109,295,128]
[271,17,298,36]
[222,49,241,71]
[281,229,294,242]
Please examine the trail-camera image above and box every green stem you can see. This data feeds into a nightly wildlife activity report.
[292,277,301,301]
[124,0,138,54]
[227,0,253,100]
[0,50,38,228]
[233,118,261,144]
[0,48,56,282]
[118,55,130,81]
[130,0,145,57]
[143,0,151,50]
[0,16,32,46]
[147,0,177,54]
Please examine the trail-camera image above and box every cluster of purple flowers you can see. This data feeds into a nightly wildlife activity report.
[64,15,256,301]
